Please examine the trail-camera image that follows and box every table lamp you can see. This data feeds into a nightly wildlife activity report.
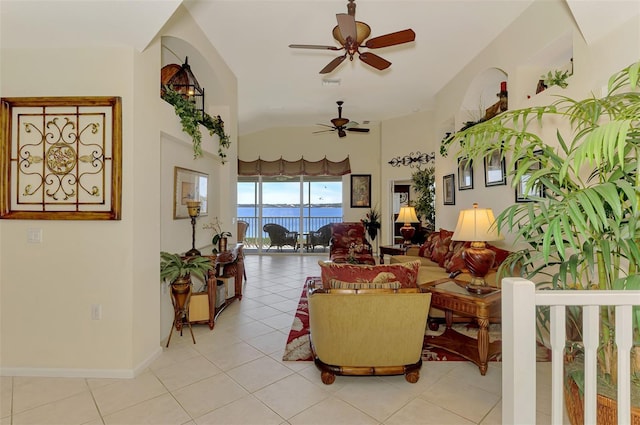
[185,200,201,257]
[396,206,419,245]
[451,203,503,290]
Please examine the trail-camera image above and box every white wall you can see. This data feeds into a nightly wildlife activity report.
[432,0,639,248]
[0,47,146,375]
[0,5,238,377]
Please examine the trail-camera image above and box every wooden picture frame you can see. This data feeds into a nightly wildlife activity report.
[484,150,507,186]
[515,150,544,202]
[174,167,209,219]
[0,96,122,220]
[458,158,473,190]
[350,174,371,208]
[443,174,455,205]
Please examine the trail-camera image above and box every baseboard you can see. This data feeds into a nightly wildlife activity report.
[0,346,163,379]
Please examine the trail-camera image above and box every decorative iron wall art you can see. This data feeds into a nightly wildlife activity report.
[0,96,122,219]
[387,151,435,168]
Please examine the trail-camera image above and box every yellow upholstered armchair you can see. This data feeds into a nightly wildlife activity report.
[308,285,432,384]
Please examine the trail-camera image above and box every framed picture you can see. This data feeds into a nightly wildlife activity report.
[484,150,507,186]
[350,174,371,208]
[443,174,455,205]
[174,167,209,219]
[0,96,122,220]
[458,158,473,190]
[515,151,544,202]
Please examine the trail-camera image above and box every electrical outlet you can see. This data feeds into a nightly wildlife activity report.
[27,228,42,243]
[91,304,102,320]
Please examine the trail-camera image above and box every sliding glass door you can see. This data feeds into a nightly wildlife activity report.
[237,176,342,253]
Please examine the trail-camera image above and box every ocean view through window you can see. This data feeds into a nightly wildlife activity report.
[238,177,343,252]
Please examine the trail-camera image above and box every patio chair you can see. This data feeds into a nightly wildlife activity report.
[263,223,299,252]
[307,223,332,252]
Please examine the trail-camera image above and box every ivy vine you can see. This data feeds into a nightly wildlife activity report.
[162,86,231,162]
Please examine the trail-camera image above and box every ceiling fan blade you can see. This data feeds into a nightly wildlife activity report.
[364,29,416,49]
[359,52,391,70]
[320,55,347,74]
[336,13,357,42]
[347,127,370,133]
[313,128,335,134]
[289,44,341,51]
[315,123,335,129]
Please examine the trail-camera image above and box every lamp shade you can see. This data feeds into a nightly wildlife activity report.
[395,206,419,225]
[452,203,502,242]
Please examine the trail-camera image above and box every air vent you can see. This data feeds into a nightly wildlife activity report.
[322,79,341,87]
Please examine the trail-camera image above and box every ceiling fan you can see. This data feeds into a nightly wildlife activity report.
[289,0,416,74]
[314,101,370,138]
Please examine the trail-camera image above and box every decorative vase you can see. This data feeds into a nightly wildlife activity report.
[218,237,228,253]
[170,275,192,331]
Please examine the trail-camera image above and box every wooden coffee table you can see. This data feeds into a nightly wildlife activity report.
[421,278,501,375]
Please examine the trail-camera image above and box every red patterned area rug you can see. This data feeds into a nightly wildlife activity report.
[282,277,550,362]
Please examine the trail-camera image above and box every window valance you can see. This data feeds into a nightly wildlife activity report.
[237,157,351,177]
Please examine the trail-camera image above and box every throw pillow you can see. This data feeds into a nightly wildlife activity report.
[444,241,470,273]
[431,229,454,267]
[317,260,421,288]
[419,231,439,257]
[486,244,511,268]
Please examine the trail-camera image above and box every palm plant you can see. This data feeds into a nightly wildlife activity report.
[160,252,213,284]
[441,60,640,405]
[411,166,435,231]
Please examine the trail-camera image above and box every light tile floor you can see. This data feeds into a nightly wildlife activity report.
[0,254,556,425]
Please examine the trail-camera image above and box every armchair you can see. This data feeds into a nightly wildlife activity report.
[329,222,376,265]
[307,223,332,252]
[308,285,432,384]
[263,223,299,251]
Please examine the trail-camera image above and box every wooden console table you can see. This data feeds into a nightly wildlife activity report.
[188,244,244,330]
[421,278,501,375]
[379,244,409,264]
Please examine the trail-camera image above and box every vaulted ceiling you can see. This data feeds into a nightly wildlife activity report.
[2,1,638,136]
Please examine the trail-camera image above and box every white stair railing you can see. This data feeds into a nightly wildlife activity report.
[502,277,640,424]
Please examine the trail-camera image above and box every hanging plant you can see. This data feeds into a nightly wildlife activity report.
[162,86,231,162]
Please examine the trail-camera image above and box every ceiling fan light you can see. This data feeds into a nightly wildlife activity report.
[332,21,371,46]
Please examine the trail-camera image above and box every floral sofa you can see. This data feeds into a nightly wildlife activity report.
[388,228,513,327]
[389,228,512,287]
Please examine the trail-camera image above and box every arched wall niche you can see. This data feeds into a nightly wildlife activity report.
[161,36,225,111]
[456,67,508,130]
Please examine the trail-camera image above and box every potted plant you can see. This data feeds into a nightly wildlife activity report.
[441,60,640,423]
[361,207,381,241]
[160,251,213,286]
[204,218,232,253]
[542,69,570,89]
[411,166,435,232]
[162,86,231,162]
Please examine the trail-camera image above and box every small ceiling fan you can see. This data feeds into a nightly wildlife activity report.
[289,0,415,74]
[314,101,370,138]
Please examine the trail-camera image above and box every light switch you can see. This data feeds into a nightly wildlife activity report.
[27,228,42,243]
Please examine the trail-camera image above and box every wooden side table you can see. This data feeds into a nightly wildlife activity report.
[379,244,409,264]
[421,278,501,375]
